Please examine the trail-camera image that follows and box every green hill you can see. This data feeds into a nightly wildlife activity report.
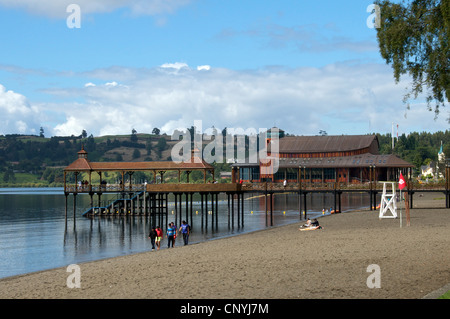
[0,129,448,187]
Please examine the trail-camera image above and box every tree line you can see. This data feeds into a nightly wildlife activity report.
[0,130,170,185]
[0,129,448,186]
[376,130,450,171]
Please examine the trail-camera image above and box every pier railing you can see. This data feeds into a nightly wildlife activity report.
[64,180,447,194]
[241,181,447,192]
[64,183,146,193]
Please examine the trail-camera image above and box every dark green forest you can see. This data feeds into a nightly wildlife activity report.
[0,130,449,187]
[376,131,450,169]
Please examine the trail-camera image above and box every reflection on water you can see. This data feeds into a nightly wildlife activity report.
[0,189,373,279]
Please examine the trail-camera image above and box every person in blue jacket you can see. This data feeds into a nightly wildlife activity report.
[166,223,175,248]
[179,220,190,246]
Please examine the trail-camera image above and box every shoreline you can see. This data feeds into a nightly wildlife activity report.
[0,192,449,299]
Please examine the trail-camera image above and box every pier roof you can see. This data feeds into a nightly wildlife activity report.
[64,148,214,172]
[65,160,214,172]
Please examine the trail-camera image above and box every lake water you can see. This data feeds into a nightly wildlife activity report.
[0,187,371,279]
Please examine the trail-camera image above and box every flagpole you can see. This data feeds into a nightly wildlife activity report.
[398,171,406,228]
[399,188,402,228]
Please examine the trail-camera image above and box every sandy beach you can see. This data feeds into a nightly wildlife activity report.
[0,192,449,299]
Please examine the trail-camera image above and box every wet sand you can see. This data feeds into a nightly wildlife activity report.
[0,192,449,299]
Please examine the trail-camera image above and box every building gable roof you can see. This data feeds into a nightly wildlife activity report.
[278,135,378,154]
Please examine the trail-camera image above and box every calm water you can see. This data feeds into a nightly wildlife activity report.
[0,187,371,279]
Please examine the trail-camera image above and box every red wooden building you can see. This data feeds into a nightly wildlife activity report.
[233,131,413,184]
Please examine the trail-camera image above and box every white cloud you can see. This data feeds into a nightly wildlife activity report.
[0,84,41,135]
[105,81,119,87]
[197,65,211,71]
[44,62,449,138]
[160,62,190,70]
[0,0,192,18]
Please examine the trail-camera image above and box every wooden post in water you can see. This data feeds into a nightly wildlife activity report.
[211,193,215,230]
[231,193,234,229]
[98,193,102,213]
[178,193,182,227]
[65,193,68,229]
[200,193,204,229]
[303,192,308,220]
[190,193,193,229]
[227,193,230,229]
[270,192,273,226]
[215,193,219,229]
[237,192,240,228]
[73,193,77,228]
[174,193,178,227]
[185,192,189,225]
[241,192,244,228]
[205,193,209,230]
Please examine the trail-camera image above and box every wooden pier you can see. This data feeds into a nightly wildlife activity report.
[63,147,450,230]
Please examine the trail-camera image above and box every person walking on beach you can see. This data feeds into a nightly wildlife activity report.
[171,222,177,245]
[179,220,190,245]
[166,223,175,248]
[155,226,163,251]
[148,226,157,251]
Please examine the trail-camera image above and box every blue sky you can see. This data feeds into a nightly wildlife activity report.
[0,0,448,137]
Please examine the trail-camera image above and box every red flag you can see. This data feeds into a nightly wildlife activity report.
[399,172,406,190]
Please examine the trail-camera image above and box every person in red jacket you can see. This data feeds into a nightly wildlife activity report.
[155,226,163,251]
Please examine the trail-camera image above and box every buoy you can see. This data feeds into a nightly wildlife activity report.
[251,211,253,214]
[283,211,286,215]
[196,211,198,215]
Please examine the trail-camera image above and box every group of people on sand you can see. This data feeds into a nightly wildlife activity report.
[148,220,191,251]
[299,218,323,230]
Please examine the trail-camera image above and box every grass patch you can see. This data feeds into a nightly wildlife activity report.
[438,290,450,299]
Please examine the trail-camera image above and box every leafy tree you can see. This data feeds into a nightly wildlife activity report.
[131,128,138,143]
[132,148,141,159]
[146,140,153,155]
[152,127,161,135]
[81,130,87,138]
[375,0,449,121]
[39,127,45,138]
[3,168,15,183]
[156,137,167,158]
[444,143,450,159]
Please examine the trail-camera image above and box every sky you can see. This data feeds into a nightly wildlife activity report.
[0,0,448,138]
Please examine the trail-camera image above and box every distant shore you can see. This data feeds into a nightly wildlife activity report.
[0,192,449,299]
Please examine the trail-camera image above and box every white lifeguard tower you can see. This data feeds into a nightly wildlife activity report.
[379,182,397,219]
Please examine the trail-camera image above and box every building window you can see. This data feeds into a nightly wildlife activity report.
[324,168,335,180]
[251,167,260,181]
[286,168,298,180]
